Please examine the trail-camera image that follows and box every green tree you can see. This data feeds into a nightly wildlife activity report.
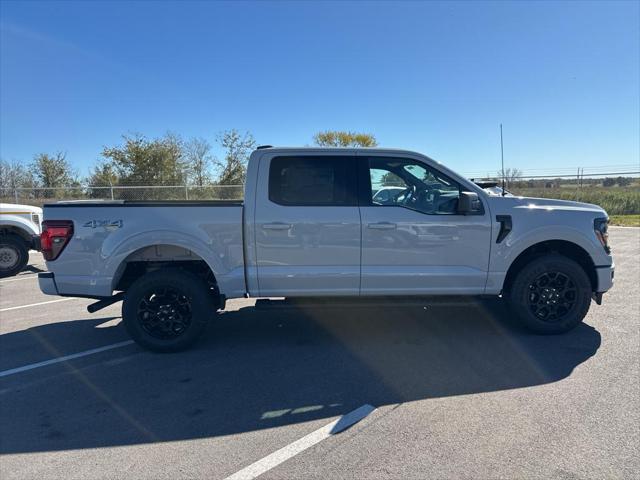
[101,133,187,186]
[616,176,632,187]
[313,130,378,147]
[216,129,256,186]
[30,152,78,198]
[31,152,76,187]
[87,161,119,198]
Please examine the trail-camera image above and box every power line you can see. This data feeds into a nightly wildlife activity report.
[469,171,640,180]
[463,164,639,177]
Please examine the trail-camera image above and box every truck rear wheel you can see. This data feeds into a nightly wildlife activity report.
[122,269,214,352]
[507,254,592,334]
[0,235,29,278]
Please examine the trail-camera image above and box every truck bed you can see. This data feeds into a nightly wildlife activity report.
[41,201,246,299]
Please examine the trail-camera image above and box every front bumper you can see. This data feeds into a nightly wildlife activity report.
[38,272,59,296]
[31,235,41,251]
[595,262,615,293]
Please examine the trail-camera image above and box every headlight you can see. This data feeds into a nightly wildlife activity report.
[594,217,610,254]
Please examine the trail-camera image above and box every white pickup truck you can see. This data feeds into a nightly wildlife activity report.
[0,203,42,277]
[38,147,614,351]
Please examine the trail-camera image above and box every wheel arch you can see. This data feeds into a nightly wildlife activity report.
[112,243,219,294]
[0,224,33,244]
[502,240,597,294]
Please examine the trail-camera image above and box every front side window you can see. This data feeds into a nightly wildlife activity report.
[269,156,357,206]
[368,157,461,214]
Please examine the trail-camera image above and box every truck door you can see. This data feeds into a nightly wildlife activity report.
[359,155,492,295]
[254,154,361,296]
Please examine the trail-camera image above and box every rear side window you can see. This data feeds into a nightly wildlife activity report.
[269,156,358,206]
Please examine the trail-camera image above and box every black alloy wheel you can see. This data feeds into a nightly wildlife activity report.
[507,254,592,334]
[527,271,577,322]
[123,269,215,352]
[137,286,193,339]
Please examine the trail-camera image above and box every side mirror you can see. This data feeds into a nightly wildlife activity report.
[458,191,482,214]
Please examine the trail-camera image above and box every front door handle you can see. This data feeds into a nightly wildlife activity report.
[368,222,397,230]
[262,222,292,230]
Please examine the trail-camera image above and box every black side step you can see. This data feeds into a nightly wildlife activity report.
[254,297,479,310]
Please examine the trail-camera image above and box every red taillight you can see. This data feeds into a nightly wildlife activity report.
[41,220,74,261]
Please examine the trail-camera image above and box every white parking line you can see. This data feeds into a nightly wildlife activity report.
[224,404,376,480]
[0,340,135,378]
[0,297,75,312]
[0,275,39,284]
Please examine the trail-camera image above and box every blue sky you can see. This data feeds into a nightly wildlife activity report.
[1,1,638,178]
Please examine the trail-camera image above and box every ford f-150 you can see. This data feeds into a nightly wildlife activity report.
[37,147,614,351]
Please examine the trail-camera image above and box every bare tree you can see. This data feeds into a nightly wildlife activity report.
[498,167,522,189]
[185,137,213,187]
[0,159,35,191]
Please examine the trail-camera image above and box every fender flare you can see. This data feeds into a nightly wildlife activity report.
[495,225,598,268]
[0,218,38,240]
[491,225,599,292]
[102,230,225,291]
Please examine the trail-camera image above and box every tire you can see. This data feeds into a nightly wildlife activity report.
[506,254,592,334]
[122,269,215,352]
[0,234,29,278]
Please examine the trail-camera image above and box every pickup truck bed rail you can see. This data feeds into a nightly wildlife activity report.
[45,200,243,208]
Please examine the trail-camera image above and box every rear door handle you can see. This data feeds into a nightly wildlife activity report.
[367,222,397,230]
[262,222,292,230]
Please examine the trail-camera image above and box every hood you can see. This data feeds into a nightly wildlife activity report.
[486,195,607,216]
[0,203,43,214]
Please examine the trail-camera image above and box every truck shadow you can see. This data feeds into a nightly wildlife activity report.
[0,299,601,453]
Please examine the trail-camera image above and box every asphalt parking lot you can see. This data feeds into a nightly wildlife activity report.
[0,227,638,480]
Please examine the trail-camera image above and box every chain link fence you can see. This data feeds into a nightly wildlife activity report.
[0,184,244,207]
[1,172,638,216]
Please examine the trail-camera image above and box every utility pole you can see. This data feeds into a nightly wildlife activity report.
[500,124,506,196]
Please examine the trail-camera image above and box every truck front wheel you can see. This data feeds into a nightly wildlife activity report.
[507,254,592,334]
[122,269,214,352]
[0,234,29,278]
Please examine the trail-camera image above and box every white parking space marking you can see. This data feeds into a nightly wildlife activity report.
[0,297,75,312]
[0,275,39,284]
[225,404,376,480]
[0,340,135,378]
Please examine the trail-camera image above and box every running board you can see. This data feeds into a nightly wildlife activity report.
[254,297,482,310]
